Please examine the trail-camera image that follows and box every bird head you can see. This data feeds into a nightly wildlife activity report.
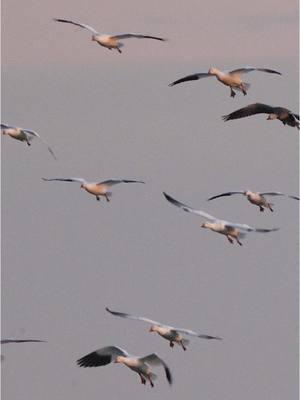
[208,67,218,75]
[149,325,157,333]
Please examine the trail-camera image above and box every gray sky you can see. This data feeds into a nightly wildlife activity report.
[1,0,299,399]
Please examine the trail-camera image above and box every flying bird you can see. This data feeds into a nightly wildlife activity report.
[169,67,281,98]
[1,124,57,159]
[222,103,299,128]
[163,192,279,245]
[77,345,172,387]
[106,307,222,351]
[207,190,287,212]
[42,177,144,201]
[53,18,166,53]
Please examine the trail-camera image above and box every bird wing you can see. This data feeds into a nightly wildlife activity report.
[207,191,245,201]
[288,195,299,200]
[111,33,166,41]
[77,346,129,368]
[138,353,172,385]
[53,18,99,34]
[228,67,282,75]
[106,307,163,326]
[97,179,145,186]
[169,72,212,87]
[1,123,13,129]
[22,129,57,159]
[172,328,222,340]
[260,192,285,196]
[1,339,46,344]
[163,192,217,221]
[42,177,87,183]
[222,103,276,121]
[225,222,279,233]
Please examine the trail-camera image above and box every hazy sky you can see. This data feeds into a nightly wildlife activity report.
[1,0,299,399]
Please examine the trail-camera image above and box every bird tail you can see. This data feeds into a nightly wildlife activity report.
[236,82,251,92]
[181,338,190,348]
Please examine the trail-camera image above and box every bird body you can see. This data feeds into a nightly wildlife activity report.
[77,346,172,387]
[169,66,281,97]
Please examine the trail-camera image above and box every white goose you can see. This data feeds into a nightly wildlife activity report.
[77,346,172,387]
[169,67,281,97]
[207,190,287,212]
[163,192,279,245]
[1,124,57,159]
[42,177,144,201]
[53,18,166,53]
[106,307,222,351]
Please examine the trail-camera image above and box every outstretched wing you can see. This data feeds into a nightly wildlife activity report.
[288,195,299,200]
[225,222,279,233]
[222,103,276,121]
[106,307,163,326]
[173,328,222,340]
[207,191,245,201]
[77,346,129,368]
[42,177,86,183]
[97,179,145,186]
[260,192,285,196]
[1,124,13,130]
[229,67,282,75]
[23,129,57,160]
[1,339,46,344]
[163,192,217,221]
[139,353,172,385]
[53,18,99,34]
[112,33,166,41]
[169,72,211,87]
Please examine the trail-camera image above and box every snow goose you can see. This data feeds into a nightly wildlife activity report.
[77,346,172,387]
[106,307,222,351]
[53,18,166,53]
[163,192,279,245]
[222,103,299,128]
[1,124,57,159]
[207,190,287,212]
[42,177,144,201]
[169,67,281,97]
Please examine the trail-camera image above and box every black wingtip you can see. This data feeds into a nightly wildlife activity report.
[222,115,230,122]
[165,366,173,385]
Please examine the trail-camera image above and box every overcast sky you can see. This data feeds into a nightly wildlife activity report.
[1,0,299,399]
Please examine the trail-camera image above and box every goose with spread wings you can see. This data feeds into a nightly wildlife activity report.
[77,345,172,387]
[53,18,166,53]
[1,124,57,159]
[163,192,279,245]
[207,190,289,212]
[42,177,144,201]
[169,67,281,98]
[222,103,299,129]
[106,307,222,351]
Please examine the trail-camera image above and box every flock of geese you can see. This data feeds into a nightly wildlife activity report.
[2,14,299,390]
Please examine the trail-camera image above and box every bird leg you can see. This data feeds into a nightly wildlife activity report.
[169,341,174,348]
[26,141,31,146]
[116,47,122,54]
[148,375,154,388]
[230,88,236,98]
[259,206,264,212]
[139,373,146,385]
[96,196,100,201]
[105,194,110,202]
[267,203,274,212]
[227,235,234,244]
[236,237,243,246]
[240,83,247,96]
[180,340,187,351]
